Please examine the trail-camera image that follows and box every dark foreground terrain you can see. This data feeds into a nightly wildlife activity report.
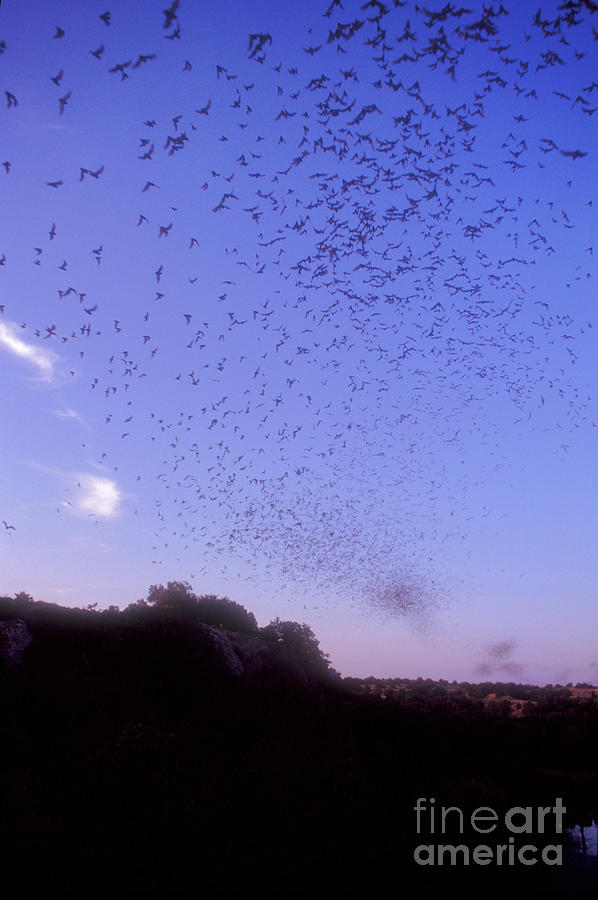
[1,589,596,894]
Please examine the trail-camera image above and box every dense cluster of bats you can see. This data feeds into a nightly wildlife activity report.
[1,0,595,621]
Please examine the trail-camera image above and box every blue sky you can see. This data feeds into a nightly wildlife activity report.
[1,0,596,683]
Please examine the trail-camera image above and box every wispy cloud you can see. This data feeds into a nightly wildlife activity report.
[53,407,89,429]
[77,475,122,518]
[38,121,80,133]
[0,322,58,381]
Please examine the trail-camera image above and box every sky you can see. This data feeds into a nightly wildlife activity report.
[0,0,596,684]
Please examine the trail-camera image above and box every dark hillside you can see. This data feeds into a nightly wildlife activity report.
[0,592,595,894]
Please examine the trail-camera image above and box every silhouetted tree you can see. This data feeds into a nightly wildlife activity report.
[146,580,198,613]
[123,584,259,633]
[260,617,336,679]
[195,593,258,634]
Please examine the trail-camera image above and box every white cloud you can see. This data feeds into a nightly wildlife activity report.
[77,476,122,518]
[0,322,58,381]
[17,463,123,521]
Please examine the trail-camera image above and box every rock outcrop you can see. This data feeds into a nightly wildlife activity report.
[201,624,312,684]
[203,625,271,677]
[0,618,32,669]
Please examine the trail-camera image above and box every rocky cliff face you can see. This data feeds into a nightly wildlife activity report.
[201,624,313,685]
[0,618,32,669]
[202,625,274,677]
[0,597,326,688]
